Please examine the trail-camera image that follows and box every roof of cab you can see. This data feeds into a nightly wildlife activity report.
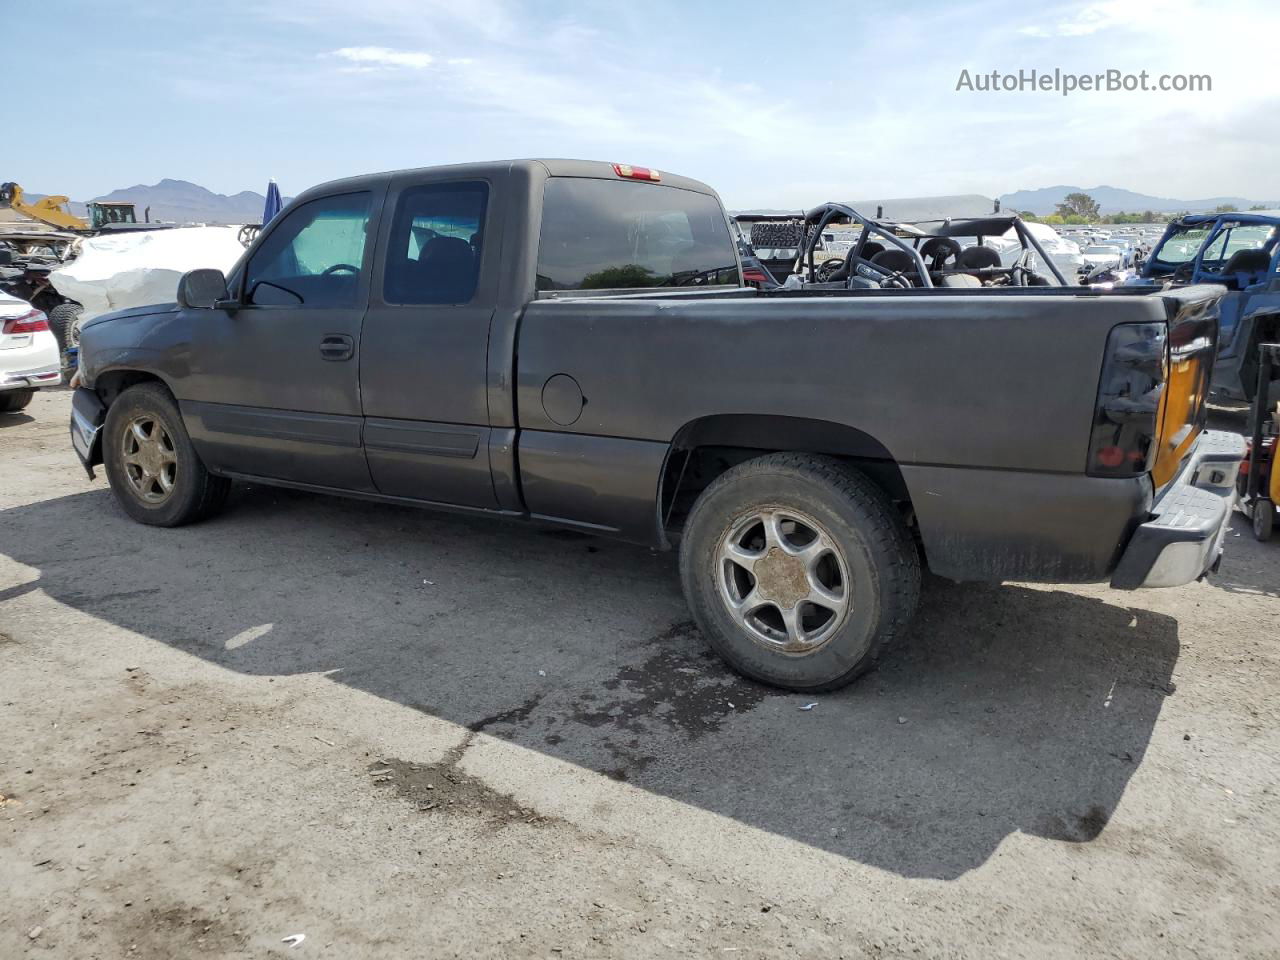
[291,159,719,205]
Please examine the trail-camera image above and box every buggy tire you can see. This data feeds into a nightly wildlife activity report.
[679,453,920,692]
[47,302,83,355]
[103,382,230,527]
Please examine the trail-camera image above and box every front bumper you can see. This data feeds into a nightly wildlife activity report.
[69,386,107,480]
[1111,431,1246,589]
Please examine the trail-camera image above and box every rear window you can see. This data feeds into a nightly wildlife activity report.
[383,182,488,305]
[536,177,738,291]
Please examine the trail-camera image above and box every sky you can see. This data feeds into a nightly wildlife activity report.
[15,0,1280,208]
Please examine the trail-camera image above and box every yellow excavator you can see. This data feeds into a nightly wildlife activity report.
[0,182,140,232]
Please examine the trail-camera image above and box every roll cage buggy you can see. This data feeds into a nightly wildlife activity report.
[789,203,1070,289]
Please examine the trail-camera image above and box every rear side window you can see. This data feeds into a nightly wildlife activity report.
[383,182,488,305]
[536,178,738,291]
[244,192,371,307]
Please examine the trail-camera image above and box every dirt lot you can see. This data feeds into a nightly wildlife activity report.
[2,389,1278,959]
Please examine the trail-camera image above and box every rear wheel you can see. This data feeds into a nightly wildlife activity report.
[103,382,230,526]
[679,453,920,691]
[0,389,34,413]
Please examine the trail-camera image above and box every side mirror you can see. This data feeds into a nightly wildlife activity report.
[176,268,229,308]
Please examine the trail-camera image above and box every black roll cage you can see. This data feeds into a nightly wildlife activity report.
[794,203,1070,288]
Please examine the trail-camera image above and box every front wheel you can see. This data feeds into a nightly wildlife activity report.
[679,453,920,692]
[103,382,231,526]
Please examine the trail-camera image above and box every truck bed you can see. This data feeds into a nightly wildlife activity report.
[513,284,1222,581]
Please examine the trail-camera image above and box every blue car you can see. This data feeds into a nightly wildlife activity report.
[1140,211,1280,405]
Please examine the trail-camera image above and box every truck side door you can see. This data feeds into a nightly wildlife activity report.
[182,189,381,490]
[359,175,501,508]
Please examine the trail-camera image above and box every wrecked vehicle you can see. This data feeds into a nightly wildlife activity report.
[0,230,84,370]
[71,160,1244,692]
[1138,210,1280,406]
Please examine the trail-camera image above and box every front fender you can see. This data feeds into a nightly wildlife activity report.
[78,345,171,392]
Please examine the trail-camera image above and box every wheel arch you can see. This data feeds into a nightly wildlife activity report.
[75,368,176,473]
[658,414,914,542]
[91,367,175,407]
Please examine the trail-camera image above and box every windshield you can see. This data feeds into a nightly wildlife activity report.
[1151,221,1278,272]
[1085,246,1120,255]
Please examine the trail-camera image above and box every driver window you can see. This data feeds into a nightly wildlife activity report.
[244,192,372,307]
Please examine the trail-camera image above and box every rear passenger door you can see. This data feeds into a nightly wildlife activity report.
[359,175,501,508]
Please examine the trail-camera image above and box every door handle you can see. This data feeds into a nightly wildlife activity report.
[319,334,354,361]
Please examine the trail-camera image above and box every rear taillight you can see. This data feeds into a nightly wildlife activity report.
[742,268,770,287]
[1087,322,1167,477]
[2,309,49,335]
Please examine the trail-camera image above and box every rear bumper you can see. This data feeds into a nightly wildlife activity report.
[1110,430,1246,589]
[2,329,61,390]
[1,363,60,390]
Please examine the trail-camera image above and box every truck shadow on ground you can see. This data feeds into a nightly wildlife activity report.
[1,484,1182,880]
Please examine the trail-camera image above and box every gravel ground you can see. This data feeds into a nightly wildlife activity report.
[2,389,1278,959]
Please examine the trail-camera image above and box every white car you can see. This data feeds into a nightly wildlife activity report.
[1080,244,1124,275]
[1,290,60,413]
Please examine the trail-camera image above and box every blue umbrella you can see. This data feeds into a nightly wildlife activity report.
[262,179,282,225]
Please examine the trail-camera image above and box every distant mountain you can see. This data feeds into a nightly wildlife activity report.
[91,179,281,225]
[22,179,288,225]
[1000,185,1279,216]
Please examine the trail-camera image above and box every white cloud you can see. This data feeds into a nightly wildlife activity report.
[1020,0,1201,37]
[331,46,433,69]
[1018,0,1148,37]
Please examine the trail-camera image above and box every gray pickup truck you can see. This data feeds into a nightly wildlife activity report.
[70,159,1245,691]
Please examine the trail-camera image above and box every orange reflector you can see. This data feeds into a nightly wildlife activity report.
[612,163,661,182]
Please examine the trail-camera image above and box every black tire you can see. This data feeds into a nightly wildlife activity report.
[46,302,83,355]
[1254,501,1276,542]
[103,382,230,526]
[0,389,34,413]
[679,453,920,692]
